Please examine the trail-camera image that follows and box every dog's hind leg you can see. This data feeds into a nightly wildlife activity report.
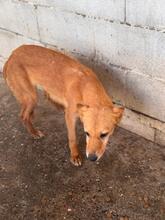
[20,99,44,139]
[6,67,44,139]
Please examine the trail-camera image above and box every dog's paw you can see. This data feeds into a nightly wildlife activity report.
[70,154,82,166]
[32,130,45,139]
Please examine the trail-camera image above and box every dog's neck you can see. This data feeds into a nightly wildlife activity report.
[80,74,113,108]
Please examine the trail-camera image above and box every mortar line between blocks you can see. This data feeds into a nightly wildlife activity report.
[34,4,41,42]
[124,0,127,23]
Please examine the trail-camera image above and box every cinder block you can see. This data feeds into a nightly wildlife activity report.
[125,70,165,122]
[119,108,155,142]
[127,0,165,29]
[137,113,165,131]
[23,0,125,21]
[37,7,95,57]
[151,119,165,131]
[0,29,43,58]
[0,0,39,40]
[94,20,165,80]
[155,130,165,146]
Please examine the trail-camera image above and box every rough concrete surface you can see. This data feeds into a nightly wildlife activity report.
[0,0,39,39]
[0,75,165,220]
[127,0,165,28]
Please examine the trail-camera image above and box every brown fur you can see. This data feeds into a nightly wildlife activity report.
[3,45,124,166]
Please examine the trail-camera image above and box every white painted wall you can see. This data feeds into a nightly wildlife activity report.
[0,0,165,145]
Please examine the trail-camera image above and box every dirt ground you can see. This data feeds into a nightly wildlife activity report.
[0,75,165,220]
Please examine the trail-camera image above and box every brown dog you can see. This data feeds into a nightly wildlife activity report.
[3,45,124,166]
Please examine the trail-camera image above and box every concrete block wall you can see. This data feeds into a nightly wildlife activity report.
[0,0,164,145]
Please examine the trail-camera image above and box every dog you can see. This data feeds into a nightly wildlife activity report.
[3,45,124,166]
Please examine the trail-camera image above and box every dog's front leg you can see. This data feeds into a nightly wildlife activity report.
[65,108,82,166]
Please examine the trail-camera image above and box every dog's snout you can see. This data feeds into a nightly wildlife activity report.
[88,154,98,161]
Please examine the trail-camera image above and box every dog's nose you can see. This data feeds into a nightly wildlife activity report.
[88,154,98,161]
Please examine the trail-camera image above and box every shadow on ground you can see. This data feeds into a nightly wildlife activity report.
[0,76,165,220]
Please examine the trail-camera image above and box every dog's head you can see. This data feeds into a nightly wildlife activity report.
[77,104,124,161]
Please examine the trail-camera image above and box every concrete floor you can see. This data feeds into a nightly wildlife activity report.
[0,75,165,220]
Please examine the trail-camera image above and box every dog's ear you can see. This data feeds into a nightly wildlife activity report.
[77,104,89,118]
[112,106,124,124]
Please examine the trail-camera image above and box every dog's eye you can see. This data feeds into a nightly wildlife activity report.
[100,132,109,139]
[85,132,90,137]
